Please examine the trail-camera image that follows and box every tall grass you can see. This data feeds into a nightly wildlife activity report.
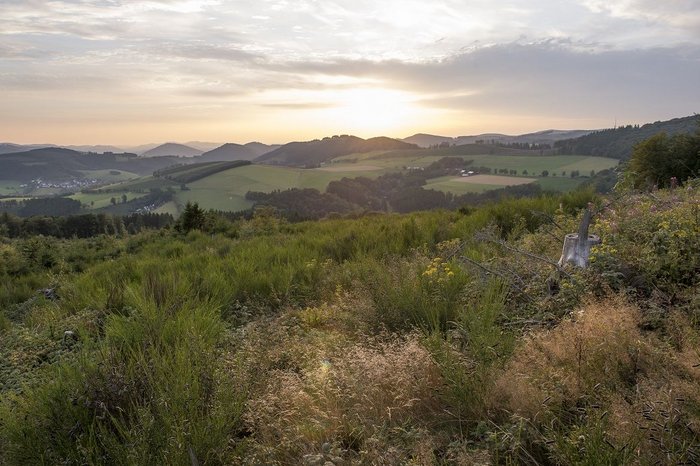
[4,186,693,465]
[1,274,245,465]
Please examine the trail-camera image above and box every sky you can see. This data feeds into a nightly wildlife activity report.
[1,0,699,145]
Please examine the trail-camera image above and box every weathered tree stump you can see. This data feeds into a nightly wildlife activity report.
[558,208,601,268]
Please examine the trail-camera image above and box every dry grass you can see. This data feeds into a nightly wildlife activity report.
[242,334,444,464]
[492,300,645,418]
[488,298,700,463]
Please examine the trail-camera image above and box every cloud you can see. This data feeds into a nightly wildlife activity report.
[0,72,124,91]
[581,0,700,32]
[147,41,262,62]
[1,0,699,142]
[259,102,336,109]
[269,41,700,120]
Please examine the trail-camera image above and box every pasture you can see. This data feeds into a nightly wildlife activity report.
[453,174,536,185]
[425,174,537,194]
[69,191,148,209]
[0,181,22,196]
[75,153,619,213]
[79,169,139,182]
[336,151,619,174]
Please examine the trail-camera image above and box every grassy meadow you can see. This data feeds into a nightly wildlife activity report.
[91,153,619,214]
[0,182,698,465]
[69,191,149,209]
[0,181,24,196]
[79,169,139,182]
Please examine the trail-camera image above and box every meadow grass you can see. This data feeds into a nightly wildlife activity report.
[536,175,585,191]
[101,176,178,192]
[98,153,617,213]
[78,169,140,182]
[424,176,507,194]
[0,181,23,196]
[70,191,148,209]
[1,186,698,465]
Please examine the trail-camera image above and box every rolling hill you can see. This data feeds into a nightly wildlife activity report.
[198,143,259,162]
[244,141,280,157]
[257,135,418,167]
[154,160,252,183]
[0,143,56,155]
[403,129,595,148]
[140,143,203,158]
[64,145,126,153]
[0,148,181,182]
[554,115,700,159]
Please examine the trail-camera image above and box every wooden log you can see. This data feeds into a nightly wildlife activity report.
[558,208,601,268]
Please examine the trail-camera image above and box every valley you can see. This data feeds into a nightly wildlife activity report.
[0,143,620,216]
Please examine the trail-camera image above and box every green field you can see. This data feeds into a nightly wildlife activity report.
[174,165,346,212]
[0,181,24,196]
[536,176,586,192]
[424,176,506,194]
[425,174,587,195]
[79,169,140,182]
[153,201,179,216]
[175,155,616,209]
[132,163,405,212]
[367,153,617,173]
[69,191,149,209]
[65,154,619,214]
[102,177,178,192]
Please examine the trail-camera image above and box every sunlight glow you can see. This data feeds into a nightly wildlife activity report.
[324,88,424,135]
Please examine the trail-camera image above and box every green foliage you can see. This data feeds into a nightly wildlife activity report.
[555,114,700,159]
[627,129,700,188]
[154,160,251,183]
[0,186,698,464]
[176,201,208,233]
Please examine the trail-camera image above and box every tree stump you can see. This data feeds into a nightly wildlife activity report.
[558,208,601,268]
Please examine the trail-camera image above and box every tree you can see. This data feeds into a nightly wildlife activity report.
[541,170,549,177]
[627,131,700,189]
[121,194,128,204]
[110,197,117,205]
[177,202,207,233]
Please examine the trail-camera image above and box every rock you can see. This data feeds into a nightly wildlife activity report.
[63,330,77,343]
[40,288,58,300]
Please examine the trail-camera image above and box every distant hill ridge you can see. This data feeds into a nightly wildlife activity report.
[257,135,417,167]
[403,129,596,148]
[0,147,181,182]
[140,143,203,158]
[198,142,278,163]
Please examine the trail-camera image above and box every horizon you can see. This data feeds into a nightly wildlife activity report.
[3,119,677,148]
[2,1,699,145]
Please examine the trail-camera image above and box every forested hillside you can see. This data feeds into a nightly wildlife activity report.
[555,115,699,159]
[257,135,418,166]
[1,171,698,464]
[0,148,180,181]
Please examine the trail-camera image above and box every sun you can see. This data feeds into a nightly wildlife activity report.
[325,88,422,135]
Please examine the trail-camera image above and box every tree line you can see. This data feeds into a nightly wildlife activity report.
[0,212,174,238]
